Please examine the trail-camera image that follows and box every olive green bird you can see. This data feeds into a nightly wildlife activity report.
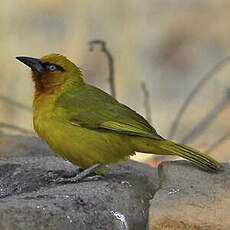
[16,54,220,181]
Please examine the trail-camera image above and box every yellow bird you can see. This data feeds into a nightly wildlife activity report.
[16,54,221,182]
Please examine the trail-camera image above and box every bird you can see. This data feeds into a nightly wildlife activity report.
[16,53,221,182]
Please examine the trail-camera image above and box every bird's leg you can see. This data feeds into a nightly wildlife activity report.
[57,163,102,183]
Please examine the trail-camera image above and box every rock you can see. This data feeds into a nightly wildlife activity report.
[148,160,230,230]
[1,136,229,229]
[0,135,54,157]
[0,157,158,230]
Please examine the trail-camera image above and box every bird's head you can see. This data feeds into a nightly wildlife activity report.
[16,53,83,94]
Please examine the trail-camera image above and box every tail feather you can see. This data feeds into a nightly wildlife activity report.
[160,141,221,172]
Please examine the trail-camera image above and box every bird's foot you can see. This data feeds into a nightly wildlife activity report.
[56,163,102,183]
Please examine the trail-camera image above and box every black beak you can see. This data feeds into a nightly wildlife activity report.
[16,56,45,72]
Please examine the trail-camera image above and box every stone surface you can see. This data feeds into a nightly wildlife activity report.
[148,161,230,230]
[1,135,230,230]
[0,157,158,230]
[0,135,54,157]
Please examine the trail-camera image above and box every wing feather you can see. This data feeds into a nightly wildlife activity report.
[55,84,163,140]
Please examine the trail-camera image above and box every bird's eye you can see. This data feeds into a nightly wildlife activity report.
[47,65,57,71]
[43,63,65,72]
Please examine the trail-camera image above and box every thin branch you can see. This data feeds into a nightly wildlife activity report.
[0,122,33,135]
[89,40,116,98]
[141,82,152,124]
[167,56,230,139]
[205,131,230,154]
[180,91,230,144]
[152,91,230,162]
[0,95,31,112]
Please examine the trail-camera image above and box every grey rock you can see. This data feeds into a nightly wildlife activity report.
[0,135,54,157]
[0,157,158,230]
[148,160,230,230]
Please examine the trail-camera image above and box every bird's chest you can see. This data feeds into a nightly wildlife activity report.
[33,94,57,140]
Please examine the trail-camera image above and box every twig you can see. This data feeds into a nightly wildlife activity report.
[167,56,230,139]
[180,90,230,144]
[0,95,31,112]
[0,122,33,135]
[152,90,230,162]
[141,82,152,124]
[89,40,116,98]
[205,131,230,154]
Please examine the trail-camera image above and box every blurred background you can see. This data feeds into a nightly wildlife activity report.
[0,0,230,164]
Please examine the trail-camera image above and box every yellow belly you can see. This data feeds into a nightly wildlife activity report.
[34,115,135,170]
[33,93,135,171]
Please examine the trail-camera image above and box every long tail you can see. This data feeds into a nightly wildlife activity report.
[160,140,221,172]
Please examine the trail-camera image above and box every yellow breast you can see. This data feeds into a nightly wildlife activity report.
[33,93,56,140]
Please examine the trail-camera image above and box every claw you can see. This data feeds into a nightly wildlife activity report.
[56,163,102,183]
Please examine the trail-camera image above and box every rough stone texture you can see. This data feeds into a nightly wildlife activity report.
[1,135,230,230]
[0,156,158,230]
[0,135,54,157]
[148,161,230,230]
